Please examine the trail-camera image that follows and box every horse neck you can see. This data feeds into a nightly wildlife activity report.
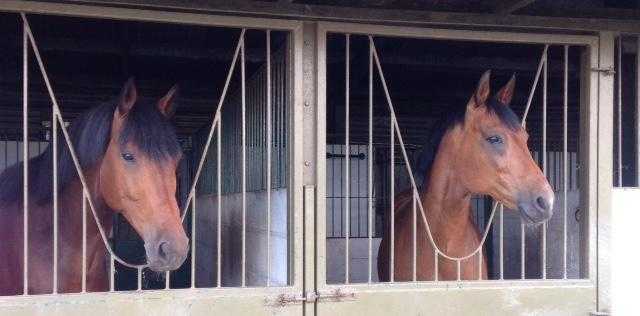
[419,133,476,250]
[59,167,113,235]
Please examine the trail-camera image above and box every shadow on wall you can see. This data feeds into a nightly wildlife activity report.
[195,188,288,287]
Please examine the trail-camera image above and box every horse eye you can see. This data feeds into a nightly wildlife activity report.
[121,153,135,162]
[486,136,503,145]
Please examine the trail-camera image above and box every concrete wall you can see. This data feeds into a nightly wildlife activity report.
[326,238,382,284]
[491,189,582,279]
[194,188,288,287]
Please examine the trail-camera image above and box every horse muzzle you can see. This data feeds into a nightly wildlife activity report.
[517,189,555,225]
[145,233,189,272]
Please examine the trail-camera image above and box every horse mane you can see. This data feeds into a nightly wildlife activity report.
[0,101,181,206]
[414,97,520,188]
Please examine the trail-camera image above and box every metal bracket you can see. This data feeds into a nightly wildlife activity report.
[267,288,356,307]
[591,66,616,76]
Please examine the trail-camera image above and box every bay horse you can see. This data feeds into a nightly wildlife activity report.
[0,79,188,295]
[378,71,554,281]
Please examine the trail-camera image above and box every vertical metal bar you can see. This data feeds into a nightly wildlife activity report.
[110,256,115,291]
[521,222,525,279]
[191,191,196,288]
[618,36,623,187]
[137,267,142,291]
[637,36,640,187]
[82,191,87,292]
[456,260,461,281]
[217,119,222,287]
[266,30,272,287]
[478,251,482,280]
[563,45,569,279]
[412,192,417,282]
[434,250,438,281]
[22,22,29,295]
[499,204,504,280]
[344,33,350,284]
[52,100,58,294]
[181,29,245,219]
[542,51,548,280]
[367,39,373,284]
[389,114,394,283]
[241,36,247,288]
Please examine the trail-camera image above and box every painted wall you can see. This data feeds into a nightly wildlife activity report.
[195,188,288,287]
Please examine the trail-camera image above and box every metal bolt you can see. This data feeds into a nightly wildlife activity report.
[304,161,311,166]
[304,101,310,107]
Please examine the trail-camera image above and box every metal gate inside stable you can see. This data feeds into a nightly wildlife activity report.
[0,1,616,316]
[315,23,604,315]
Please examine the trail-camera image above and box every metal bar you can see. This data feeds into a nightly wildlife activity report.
[22,21,29,295]
[499,204,504,280]
[367,38,373,284]
[82,191,87,292]
[637,37,640,187]
[217,118,222,287]
[434,250,438,281]
[52,92,58,294]
[478,251,482,280]
[618,35,623,187]
[521,222,525,279]
[344,33,350,284]
[191,190,196,288]
[181,29,246,220]
[22,14,146,271]
[542,50,547,280]
[563,45,569,279]
[266,29,272,288]
[110,256,115,291]
[137,267,142,291]
[241,36,247,288]
[522,45,549,125]
[390,113,395,283]
[457,260,461,281]
[412,191,417,282]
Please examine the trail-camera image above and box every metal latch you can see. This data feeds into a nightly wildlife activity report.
[268,288,356,306]
[591,66,616,76]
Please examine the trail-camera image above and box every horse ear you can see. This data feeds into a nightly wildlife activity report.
[496,74,516,106]
[158,84,179,118]
[469,70,491,109]
[118,77,137,116]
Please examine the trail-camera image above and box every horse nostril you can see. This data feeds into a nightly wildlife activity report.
[536,196,549,211]
[158,241,169,260]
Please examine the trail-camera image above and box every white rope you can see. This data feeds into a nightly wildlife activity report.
[370,35,535,263]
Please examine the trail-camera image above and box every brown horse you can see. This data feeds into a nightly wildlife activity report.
[0,79,188,295]
[378,71,554,281]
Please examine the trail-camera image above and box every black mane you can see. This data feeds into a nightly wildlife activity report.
[414,97,520,187]
[0,101,181,206]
